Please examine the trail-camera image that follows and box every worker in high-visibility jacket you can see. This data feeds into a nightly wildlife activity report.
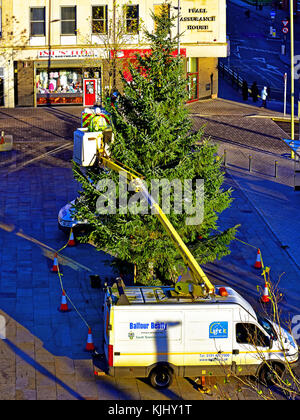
[88,108,111,132]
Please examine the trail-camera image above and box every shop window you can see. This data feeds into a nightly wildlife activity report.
[92,5,108,34]
[61,6,77,35]
[189,58,198,74]
[30,7,45,36]
[125,5,139,34]
[36,69,83,105]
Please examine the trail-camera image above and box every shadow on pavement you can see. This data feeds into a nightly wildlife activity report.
[3,339,85,400]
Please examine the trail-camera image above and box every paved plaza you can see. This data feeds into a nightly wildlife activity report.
[0,99,299,400]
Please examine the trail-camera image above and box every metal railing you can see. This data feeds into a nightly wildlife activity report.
[218,144,298,189]
[218,61,285,102]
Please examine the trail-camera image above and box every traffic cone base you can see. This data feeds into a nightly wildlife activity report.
[254,249,262,269]
[85,328,95,352]
[261,282,270,304]
[58,291,70,312]
[51,253,59,272]
[68,228,76,247]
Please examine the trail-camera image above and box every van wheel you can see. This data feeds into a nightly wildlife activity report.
[149,366,173,389]
[259,363,285,386]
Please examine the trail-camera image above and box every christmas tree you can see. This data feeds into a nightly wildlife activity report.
[73,7,238,285]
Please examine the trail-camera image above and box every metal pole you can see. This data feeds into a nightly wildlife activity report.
[284,72,287,115]
[47,0,52,106]
[275,161,278,178]
[111,0,116,94]
[290,0,295,158]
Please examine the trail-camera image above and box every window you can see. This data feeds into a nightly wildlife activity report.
[153,4,170,34]
[154,3,170,17]
[92,5,108,34]
[61,6,76,35]
[30,7,45,36]
[236,323,270,347]
[125,5,139,34]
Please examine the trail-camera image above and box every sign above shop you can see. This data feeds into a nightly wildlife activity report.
[38,49,100,59]
[111,48,186,59]
[180,7,216,31]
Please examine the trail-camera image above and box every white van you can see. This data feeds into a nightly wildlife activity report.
[94,279,298,388]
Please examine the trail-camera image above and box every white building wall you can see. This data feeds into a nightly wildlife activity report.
[0,0,227,107]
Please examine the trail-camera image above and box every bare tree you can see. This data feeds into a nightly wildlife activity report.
[0,15,30,106]
[207,274,300,400]
[77,1,144,99]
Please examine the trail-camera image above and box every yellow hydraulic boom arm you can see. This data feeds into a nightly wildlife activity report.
[97,149,215,296]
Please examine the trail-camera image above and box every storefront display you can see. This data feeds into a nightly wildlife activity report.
[36,68,83,105]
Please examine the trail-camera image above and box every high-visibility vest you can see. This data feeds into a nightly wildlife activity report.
[88,114,110,132]
[81,112,94,128]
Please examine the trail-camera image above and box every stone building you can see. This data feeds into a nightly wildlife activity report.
[0,0,227,107]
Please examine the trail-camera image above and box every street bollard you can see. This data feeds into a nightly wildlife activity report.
[248,155,252,172]
[223,149,227,167]
[275,161,278,178]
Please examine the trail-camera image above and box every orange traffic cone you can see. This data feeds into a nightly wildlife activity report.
[68,228,76,247]
[85,328,95,352]
[261,281,270,304]
[0,131,4,145]
[51,253,59,272]
[59,290,69,312]
[254,249,262,269]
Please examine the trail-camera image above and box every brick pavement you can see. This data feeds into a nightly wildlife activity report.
[0,99,299,400]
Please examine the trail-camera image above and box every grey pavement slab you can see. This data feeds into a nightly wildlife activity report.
[227,168,300,281]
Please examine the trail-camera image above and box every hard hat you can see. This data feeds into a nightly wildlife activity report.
[95,107,101,115]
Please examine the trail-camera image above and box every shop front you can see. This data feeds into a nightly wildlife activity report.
[34,49,102,106]
[36,67,84,105]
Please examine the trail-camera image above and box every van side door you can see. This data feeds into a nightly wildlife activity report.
[232,322,271,376]
[184,309,233,374]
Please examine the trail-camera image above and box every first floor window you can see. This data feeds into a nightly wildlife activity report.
[125,5,139,34]
[153,3,170,29]
[92,5,108,34]
[30,7,46,36]
[61,6,76,35]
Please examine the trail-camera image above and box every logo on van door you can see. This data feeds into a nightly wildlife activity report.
[209,322,228,339]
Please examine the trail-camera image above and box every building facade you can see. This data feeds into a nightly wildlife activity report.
[0,0,227,108]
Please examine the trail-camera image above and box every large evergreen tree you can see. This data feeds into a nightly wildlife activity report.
[73,8,238,285]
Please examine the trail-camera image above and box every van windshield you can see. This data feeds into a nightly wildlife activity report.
[256,313,277,339]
